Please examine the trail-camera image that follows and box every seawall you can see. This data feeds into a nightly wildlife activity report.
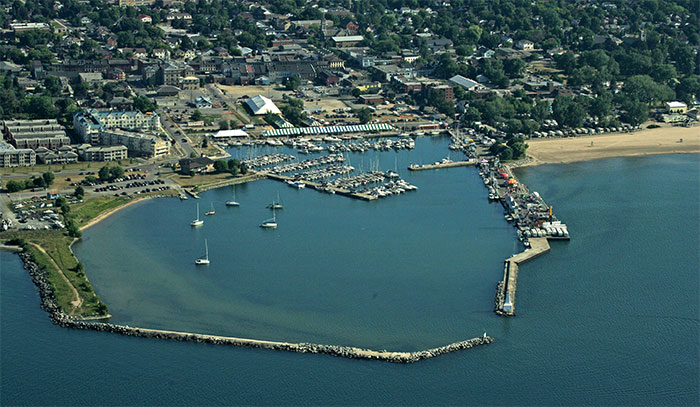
[17,251,492,363]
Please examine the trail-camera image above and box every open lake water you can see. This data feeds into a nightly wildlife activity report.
[2,137,698,405]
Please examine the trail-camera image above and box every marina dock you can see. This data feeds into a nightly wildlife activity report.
[495,237,550,316]
[263,172,377,200]
[408,160,476,171]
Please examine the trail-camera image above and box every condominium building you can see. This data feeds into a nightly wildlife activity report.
[0,141,36,168]
[77,145,129,162]
[73,109,162,144]
[99,129,170,158]
[2,119,70,150]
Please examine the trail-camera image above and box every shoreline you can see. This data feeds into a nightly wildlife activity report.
[518,126,700,167]
[79,196,153,231]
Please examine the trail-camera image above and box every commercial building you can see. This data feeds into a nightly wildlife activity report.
[0,141,36,168]
[331,35,364,48]
[2,119,70,150]
[74,109,162,144]
[99,129,170,158]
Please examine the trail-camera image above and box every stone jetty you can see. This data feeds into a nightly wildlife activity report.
[17,250,492,363]
[495,237,551,316]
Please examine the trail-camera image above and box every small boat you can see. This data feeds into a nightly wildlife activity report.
[267,192,283,210]
[205,203,215,216]
[195,239,210,265]
[260,208,277,229]
[226,187,240,206]
[191,203,204,226]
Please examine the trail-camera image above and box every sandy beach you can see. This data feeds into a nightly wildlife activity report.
[521,125,700,167]
[79,197,151,231]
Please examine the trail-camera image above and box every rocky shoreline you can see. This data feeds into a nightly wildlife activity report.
[18,250,493,363]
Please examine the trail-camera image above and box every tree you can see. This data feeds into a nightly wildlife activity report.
[356,108,372,124]
[133,94,156,113]
[44,76,62,96]
[33,177,46,188]
[620,99,648,126]
[218,119,230,130]
[74,186,85,199]
[552,96,585,128]
[284,76,300,90]
[499,147,513,160]
[42,172,54,187]
[213,160,228,173]
[190,109,203,121]
[5,180,24,192]
[239,163,248,175]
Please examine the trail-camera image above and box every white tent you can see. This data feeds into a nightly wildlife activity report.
[212,129,248,138]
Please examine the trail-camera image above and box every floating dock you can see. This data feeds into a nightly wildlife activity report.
[263,172,377,200]
[495,237,550,316]
[408,160,476,171]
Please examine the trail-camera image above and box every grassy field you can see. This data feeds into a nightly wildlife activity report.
[1,229,107,317]
[70,195,134,228]
[0,159,139,176]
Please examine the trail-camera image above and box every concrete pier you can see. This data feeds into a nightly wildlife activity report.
[408,160,476,171]
[495,237,550,316]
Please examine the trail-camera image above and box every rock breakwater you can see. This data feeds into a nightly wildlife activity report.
[18,251,493,363]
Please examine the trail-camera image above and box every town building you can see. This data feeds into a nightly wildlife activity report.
[2,119,70,150]
[73,109,162,144]
[0,141,35,168]
[331,35,364,48]
[666,101,688,114]
[180,76,199,90]
[10,22,50,33]
[244,95,281,115]
[118,0,155,6]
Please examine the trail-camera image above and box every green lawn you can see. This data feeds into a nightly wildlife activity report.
[1,229,108,317]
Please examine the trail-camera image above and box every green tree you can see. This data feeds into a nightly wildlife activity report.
[356,108,372,124]
[6,180,24,192]
[74,186,85,199]
[284,76,300,90]
[33,177,46,188]
[213,160,228,173]
[133,94,156,113]
[44,76,62,96]
[190,109,203,121]
[42,172,54,187]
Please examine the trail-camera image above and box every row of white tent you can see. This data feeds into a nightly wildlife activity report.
[262,123,395,137]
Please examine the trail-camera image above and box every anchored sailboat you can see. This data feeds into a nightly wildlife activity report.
[267,192,283,210]
[191,202,204,226]
[226,187,240,206]
[260,208,278,229]
[195,239,210,265]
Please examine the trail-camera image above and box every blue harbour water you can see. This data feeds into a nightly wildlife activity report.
[1,136,698,405]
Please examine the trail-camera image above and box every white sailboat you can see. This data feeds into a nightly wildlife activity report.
[260,208,278,229]
[191,202,204,226]
[267,192,283,210]
[195,239,210,265]
[226,187,240,206]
